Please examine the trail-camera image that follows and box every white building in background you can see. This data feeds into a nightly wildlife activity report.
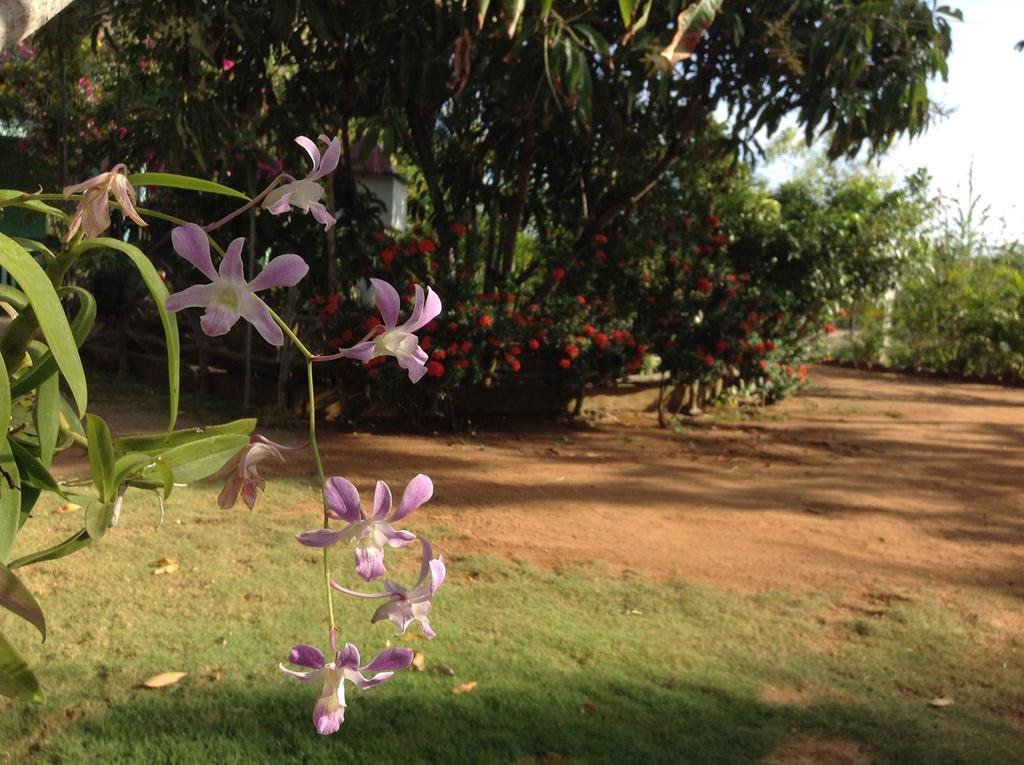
[350,141,408,231]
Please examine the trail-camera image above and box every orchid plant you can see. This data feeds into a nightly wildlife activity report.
[0,133,444,734]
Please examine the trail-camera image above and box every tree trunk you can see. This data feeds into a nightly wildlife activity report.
[656,371,668,428]
[498,108,535,276]
[0,0,75,49]
[405,102,454,259]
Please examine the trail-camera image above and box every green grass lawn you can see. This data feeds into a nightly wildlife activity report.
[1,479,1022,764]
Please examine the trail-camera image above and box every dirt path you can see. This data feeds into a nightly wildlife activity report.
[83,365,1024,601]
[314,365,1024,602]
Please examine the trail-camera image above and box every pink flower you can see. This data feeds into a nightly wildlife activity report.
[222,58,236,72]
[280,629,413,735]
[330,539,446,640]
[314,279,441,383]
[262,135,341,231]
[164,223,309,345]
[297,474,432,582]
[210,435,306,510]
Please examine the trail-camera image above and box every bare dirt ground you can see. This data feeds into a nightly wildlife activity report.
[86,365,1024,603]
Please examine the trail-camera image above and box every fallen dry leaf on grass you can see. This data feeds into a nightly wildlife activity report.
[141,671,187,689]
[432,664,456,676]
[928,696,954,708]
[153,557,179,575]
[55,502,82,514]
[452,681,478,695]
[411,651,426,671]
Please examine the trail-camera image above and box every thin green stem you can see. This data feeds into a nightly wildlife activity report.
[307,359,336,633]
[29,193,228,257]
[269,306,336,633]
[266,306,311,359]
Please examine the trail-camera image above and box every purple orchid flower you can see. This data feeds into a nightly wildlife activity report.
[369,539,446,639]
[164,223,308,346]
[262,135,340,231]
[296,474,432,582]
[314,279,441,383]
[331,539,446,640]
[209,434,306,510]
[280,630,413,735]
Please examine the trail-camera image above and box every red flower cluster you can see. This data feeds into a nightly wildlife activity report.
[308,293,344,324]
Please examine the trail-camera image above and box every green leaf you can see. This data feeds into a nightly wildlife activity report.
[8,439,63,498]
[9,286,96,402]
[577,55,594,122]
[111,453,155,488]
[477,0,491,28]
[57,395,85,450]
[503,0,525,36]
[0,438,21,565]
[619,0,636,27]
[114,418,256,457]
[18,487,39,529]
[13,238,57,264]
[566,42,585,93]
[137,433,247,486]
[85,415,116,502]
[0,348,9,443]
[9,529,90,570]
[34,371,59,469]
[75,239,180,432]
[0,630,43,703]
[0,232,88,415]
[633,0,654,34]
[0,562,45,639]
[574,23,611,57]
[539,0,553,21]
[0,190,68,222]
[85,500,115,540]
[126,172,250,201]
[0,283,28,312]
[144,460,175,500]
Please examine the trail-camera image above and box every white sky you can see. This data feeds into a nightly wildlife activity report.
[756,0,1024,243]
[876,0,1024,241]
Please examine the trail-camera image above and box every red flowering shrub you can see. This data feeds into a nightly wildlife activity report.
[299,155,915,420]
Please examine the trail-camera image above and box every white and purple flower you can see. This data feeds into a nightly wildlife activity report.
[314,279,441,383]
[330,539,446,640]
[262,134,340,231]
[297,474,432,582]
[280,630,413,735]
[164,223,308,346]
[368,539,446,639]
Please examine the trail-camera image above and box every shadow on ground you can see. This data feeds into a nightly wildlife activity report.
[15,678,1021,765]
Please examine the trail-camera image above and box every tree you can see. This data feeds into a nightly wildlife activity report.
[7,2,958,277]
